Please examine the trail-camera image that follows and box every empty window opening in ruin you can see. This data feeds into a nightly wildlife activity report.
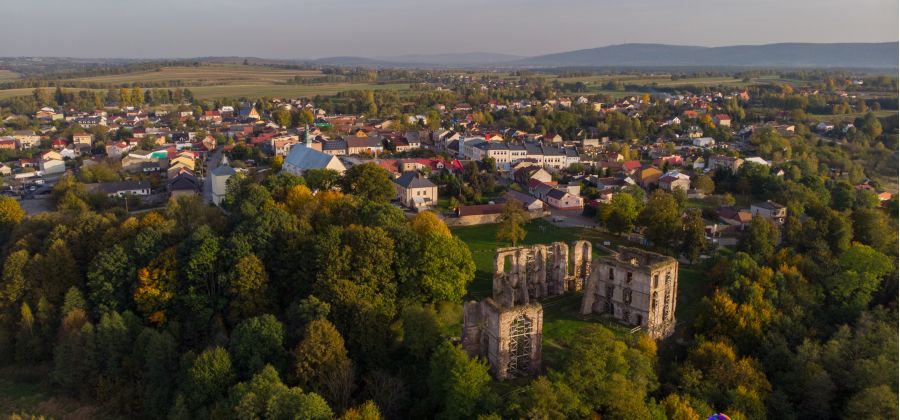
[507,314,533,377]
[626,272,633,283]
[502,254,513,274]
[653,274,659,288]
[608,267,614,280]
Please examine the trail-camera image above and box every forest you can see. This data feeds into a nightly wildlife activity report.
[0,153,895,419]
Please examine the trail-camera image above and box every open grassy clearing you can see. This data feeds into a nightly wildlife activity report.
[70,64,323,85]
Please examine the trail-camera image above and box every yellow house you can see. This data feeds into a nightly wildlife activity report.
[170,155,196,171]
[637,166,663,188]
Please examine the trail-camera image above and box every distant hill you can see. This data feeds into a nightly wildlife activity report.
[377,52,524,66]
[311,56,400,67]
[513,42,899,68]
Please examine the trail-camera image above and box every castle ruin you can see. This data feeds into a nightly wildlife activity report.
[491,240,593,307]
[463,241,678,380]
[461,299,543,380]
[581,247,679,339]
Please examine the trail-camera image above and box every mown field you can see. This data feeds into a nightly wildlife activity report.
[0,64,412,100]
[0,70,20,82]
[451,218,709,368]
[0,82,411,101]
[70,64,323,85]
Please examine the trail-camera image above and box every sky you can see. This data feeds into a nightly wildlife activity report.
[2,0,898,59]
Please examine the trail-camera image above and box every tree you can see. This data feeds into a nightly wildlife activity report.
[598,192,640,235]
[339,163,395,202]
[137,328,179,418]
[507,376,582,420]
[551,325,657,418]
[401,304,444,361]
[229,315,285,379]
[231,365,333,420]
[496,200,527,246]
[226,254,271,323]
[678,339,770,419]
[305,169,341,191]
[844,385,898,418]
[134,247,178,325]
[272,108,291,128]
[825,243,893,317]
[851,208,896,255]
[339,400,382,420]
[52,320,97,397]
[427,342,496,419]
[409,211,451,237]
[414,233,475,303]
[0,196,25,242]
[740,216,779,262]
[186,347,235,412]
[638,190,682,249]
[86,245,132,317]
[294,319,354,406]
[693,174,715,195]
[681,209,708,263]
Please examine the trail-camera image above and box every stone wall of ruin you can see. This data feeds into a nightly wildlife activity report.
[492,240,592,308]
[580,247,678,339]
[461,298,543,380]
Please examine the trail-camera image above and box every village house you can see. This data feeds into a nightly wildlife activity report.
[714,114,732,127]
[545,188,584,210]
[750,201,787,224]
[708,155,744,173]
[94,180,151,198]
[73,133,93,146]
[210,164,236,206]
[13,131,41,149]
[346,136,384,155]
[394,171,438,211]
[283,139,346,176]
[636,166,663,188]
[40,150,66,175]
[658,172,691,192]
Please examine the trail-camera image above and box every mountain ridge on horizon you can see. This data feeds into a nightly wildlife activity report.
[3,41,897,69]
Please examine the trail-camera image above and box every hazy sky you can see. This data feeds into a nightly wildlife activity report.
[3,0,897,58]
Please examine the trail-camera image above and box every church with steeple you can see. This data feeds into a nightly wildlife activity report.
[282,125,347,176]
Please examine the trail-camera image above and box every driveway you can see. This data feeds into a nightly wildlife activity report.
[543,208,598,228]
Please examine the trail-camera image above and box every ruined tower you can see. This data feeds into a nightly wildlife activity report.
[464,240,593,380]
[580,247,678,339]
[461,299,543,380]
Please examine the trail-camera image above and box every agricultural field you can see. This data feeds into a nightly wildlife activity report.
[189,82,410,99]
[0,70,20,82]
[0,64,414,100]
[70,64,323,85]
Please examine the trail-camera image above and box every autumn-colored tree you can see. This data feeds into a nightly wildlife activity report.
[496,200,527,246]
[134,247,178,325]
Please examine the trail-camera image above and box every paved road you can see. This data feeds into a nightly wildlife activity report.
[203,149,223,204]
